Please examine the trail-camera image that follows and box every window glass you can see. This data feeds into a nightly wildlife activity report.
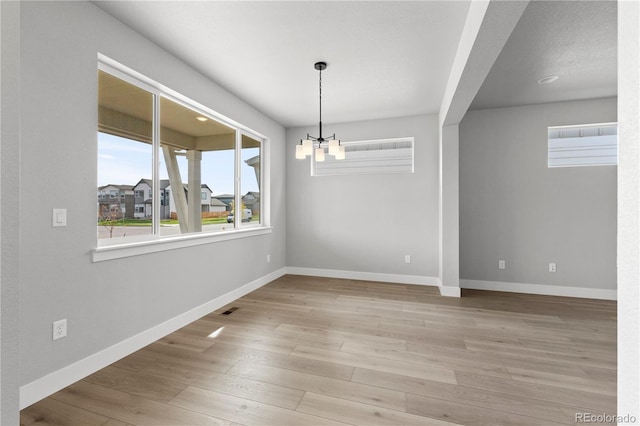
[159,96,236,235]
[97,70,153,239]
[241,134,261,226]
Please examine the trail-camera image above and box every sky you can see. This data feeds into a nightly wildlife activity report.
[98,132,259,195]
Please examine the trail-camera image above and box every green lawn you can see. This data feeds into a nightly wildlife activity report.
[98,217,232,226]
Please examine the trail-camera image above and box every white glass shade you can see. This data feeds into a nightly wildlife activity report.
[295,144,306,159]
[302,139,313,156]
[328,139,339,155]
[315,147,325,162]
[335,145,346,160]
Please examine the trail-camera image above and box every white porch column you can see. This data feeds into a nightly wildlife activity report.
[187,149,202,232]
[162,145,189,233]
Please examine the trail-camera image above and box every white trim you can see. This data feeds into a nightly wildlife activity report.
[93,227,272,262]
[460,279,617,300]
[439,286,461,297]
[286,267,438,286]
[19,267,286,409]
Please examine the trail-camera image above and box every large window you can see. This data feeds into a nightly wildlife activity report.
[97,59,266,249]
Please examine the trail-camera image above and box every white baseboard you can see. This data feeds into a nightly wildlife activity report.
[19,267,286,409]
[286,266,439,286]
[439,286,461,297]
[460,279,617,300]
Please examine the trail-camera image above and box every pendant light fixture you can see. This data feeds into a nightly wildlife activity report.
[296,62,345,162]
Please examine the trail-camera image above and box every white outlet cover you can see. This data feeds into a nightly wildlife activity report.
[53,319,67,340]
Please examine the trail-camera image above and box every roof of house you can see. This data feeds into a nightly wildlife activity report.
[99,184,134,191]
[210,198,227,207]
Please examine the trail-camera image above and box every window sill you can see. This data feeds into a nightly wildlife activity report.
[92,226,272,262]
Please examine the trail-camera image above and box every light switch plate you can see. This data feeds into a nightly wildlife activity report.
[52,208,67,227]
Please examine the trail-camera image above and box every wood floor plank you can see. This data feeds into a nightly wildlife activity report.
[136,342,238,374]
[228,360,407,411]
[296,392,457,426]
[102,419,135,426]
[133,356,305,410]
[291,344,457,384]
[83,365,188,403]
[463,338,617,370]
[49,381,228,425]
[156,332,217,352]
[204,341,356,381]
[110,354,157,373]
[507,367,617,395]
[20,397,110,426]
[454,371,616,413]
[337,320,469,350]
[342,341,512,379]
[408,339,594,379]
[169,386,350,426]
[351,368,601,425]
[406,392,567,426]
[275,323,407,350]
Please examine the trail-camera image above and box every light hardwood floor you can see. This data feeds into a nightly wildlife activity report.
[21,275,617,425]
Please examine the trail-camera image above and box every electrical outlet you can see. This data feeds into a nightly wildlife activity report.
[404,255,411,264]
[498,260,506,270]
[267,254,271,263]
[53,319,67,341]
[549,263,557,273]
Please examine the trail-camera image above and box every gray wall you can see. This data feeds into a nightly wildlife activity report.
[1,0,22,422]
[459,98,617,290]
[286,115,440,279]
[19,1,286,386]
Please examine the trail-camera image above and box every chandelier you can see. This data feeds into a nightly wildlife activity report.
[296,62,345,162]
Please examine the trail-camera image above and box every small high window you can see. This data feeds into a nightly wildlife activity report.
[312,137,414,176]
[548,123,618,168]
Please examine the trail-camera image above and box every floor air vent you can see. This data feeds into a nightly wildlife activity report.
[221,307,239,315]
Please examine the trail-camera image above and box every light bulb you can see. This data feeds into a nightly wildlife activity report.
[302,139,313,156]
[295,144,305,159]
[328,139,339,156]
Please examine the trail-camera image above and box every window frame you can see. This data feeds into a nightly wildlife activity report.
[547,122,618,168]
[311,137,415,176]
[94,55,270,262]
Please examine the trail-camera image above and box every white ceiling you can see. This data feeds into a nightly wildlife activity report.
[93,1,617,128]
[471,0,617,110]
[93,1,471,127]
